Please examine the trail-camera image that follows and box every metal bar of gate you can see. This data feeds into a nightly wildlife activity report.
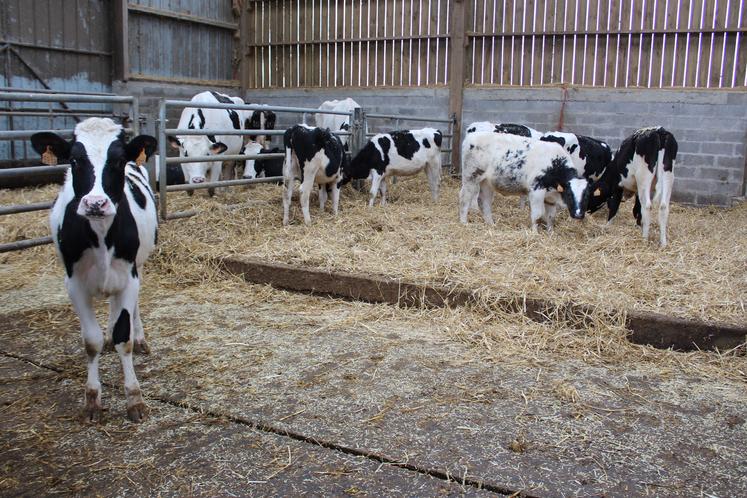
[365,113,454,123]
[0,92,134,104]
[0,128,134,140]
[0,236,53,253]
[0,165,69,178]
[0,201,54,215]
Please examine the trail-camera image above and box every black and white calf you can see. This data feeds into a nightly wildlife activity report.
[31,118,158,423]
[460,131,590,231]
[342,128,443,206]
[588,127,677,246]
[244,106,277,148]
[539,132,612,182]
[282,125,346,225]
[168,90,246,195]
[240,141,284,182]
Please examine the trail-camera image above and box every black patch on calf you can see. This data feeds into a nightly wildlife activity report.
[187,114,196,129]
[102,141,127,205]
[197,110,206,129]
[390,131,420,160]
[126,177,147,209]
[433,131,443,148]
[533,156,577,191]
[467,126,476,133]
[568,144,578,155]
[540,135,566,147]
[112,309,131,345]
[422,138,431,148]
[494,123,532,137]
[131,265,138,278]
[104,196,140,265]
[58,200,99,277]
[633,194,643,226]
[254,148,284,182]
[342,136,389,183]
[577,135,612,180]
[207,134,217,143]
[69,143,96,199]
[210,91,232,104]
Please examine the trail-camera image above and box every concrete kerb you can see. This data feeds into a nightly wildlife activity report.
[219,257,747,353]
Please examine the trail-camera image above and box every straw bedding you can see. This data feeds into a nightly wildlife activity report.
[0,179,745,380]
[162,176,747,325]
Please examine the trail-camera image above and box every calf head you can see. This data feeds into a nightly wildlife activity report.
[168,135,228,184]
[558,177,590,220]
[32,118,156,219]
[240,141,263,179]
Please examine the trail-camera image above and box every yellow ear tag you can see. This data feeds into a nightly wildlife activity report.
[556,185,564,193]
[135,148,147,167]
[41,146,57,166]
[593,188,602,197]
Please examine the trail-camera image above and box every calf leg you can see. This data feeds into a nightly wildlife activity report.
[331,182,341,216]
[207,162,221,197]
[299,169,317,225]
[459,180,480,224]
[635,170,655,241]
[369,171,383,207]
[111,277,147,423]
[282,149,295,226]
[132,299,149,354]
[656,170,675,247]
[379,177,388,206]
[67,278,104,423]
[479,181,495,225]
[528,191,547,233]
[543,201,559,233]
[318,184,328,211]
[426,161,441,202]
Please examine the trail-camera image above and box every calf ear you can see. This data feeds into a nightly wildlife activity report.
[30,132,71,164]
[556,184,564,193]
[210,142,228,154]
[168,136,182,149]
[125,135,158,163]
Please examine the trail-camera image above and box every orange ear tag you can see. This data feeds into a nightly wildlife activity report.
[593,188,602,197]
[135,148,147,167]
[41,146,58,166]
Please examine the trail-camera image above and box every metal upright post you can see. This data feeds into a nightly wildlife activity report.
[350,107,364,156]
[157,99,168,220]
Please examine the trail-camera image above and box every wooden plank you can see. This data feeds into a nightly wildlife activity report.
[114,0,129,81]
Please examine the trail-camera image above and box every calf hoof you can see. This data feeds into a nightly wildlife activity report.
[126,402,149,423]
[133,340,151,355]
[81,389,103,423]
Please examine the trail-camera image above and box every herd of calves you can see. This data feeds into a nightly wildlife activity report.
[26,92,676,423]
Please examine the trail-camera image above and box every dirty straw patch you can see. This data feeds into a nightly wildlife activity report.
[159,176,747,325]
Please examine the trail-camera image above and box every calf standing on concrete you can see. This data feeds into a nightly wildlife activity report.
[588,127,677,246]
[32,118,158,423]
[460,131,590,232]
[282,125,346,225]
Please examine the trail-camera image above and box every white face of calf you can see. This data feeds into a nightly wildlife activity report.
[168,136,228,184]
[241,141,263,179]
[559,177,590,219]
[31,118,157,220]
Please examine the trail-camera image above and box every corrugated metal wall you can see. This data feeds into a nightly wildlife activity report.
[128,0,240,84]
[1,0,114,162]
[1,0,239,162]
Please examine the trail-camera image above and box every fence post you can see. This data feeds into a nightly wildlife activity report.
[449,0,468,174]
[157,99,168,220]
[350,107,364,156]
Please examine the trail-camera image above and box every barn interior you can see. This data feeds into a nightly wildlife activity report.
[2,1,747,496]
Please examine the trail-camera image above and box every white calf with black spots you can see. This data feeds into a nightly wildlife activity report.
[460,131,590,232]
[32,118,158,423]
[342,128,443,207]
[315,98,360,147]
[282,125,346,225]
